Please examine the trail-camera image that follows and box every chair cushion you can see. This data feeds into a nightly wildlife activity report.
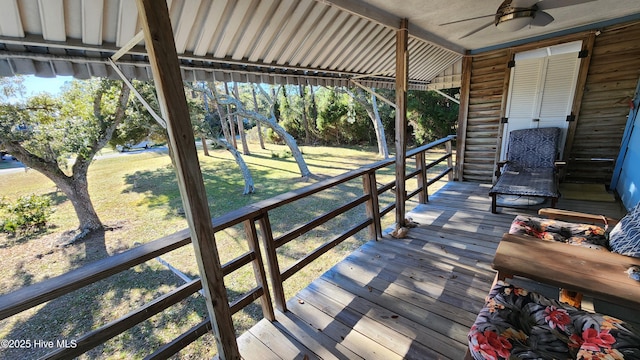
[489,168,559,198]
[468,281,640,359]
[507,127,560,169]
[509,215,609,250]
[609,202,640,257]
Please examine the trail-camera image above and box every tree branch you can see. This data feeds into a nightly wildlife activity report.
[73,81,130,176]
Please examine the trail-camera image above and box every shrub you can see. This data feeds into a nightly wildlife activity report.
[265,128,284,144]
[0,194,53,235]
[270,150,292,159]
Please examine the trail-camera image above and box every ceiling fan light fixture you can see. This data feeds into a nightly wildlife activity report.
[495,8,536,32]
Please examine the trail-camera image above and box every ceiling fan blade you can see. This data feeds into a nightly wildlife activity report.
[459,21,494,39]
[440,13,495,26]
[537,0,596,11]
[511,0,540,7]
[531,10,554,26]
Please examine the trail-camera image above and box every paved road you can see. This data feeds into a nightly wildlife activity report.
[0,146,169,175]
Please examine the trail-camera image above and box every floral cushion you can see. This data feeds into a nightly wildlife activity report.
[609,203,640,258]
[509,215,609,250]
[468,281,640,359]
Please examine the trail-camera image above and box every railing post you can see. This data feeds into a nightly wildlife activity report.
[394,18,409,229]
[135,1,238,358]
[258,213,287,312]
[362,171,382,239]
[243,219,275,321]
[415,152,428,204]
[446,140,454,181]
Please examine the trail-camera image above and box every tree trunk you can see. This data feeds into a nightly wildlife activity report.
[198,83,254,194]
[3,143,103,233]
[223,82,237,149]
[60,174,103,232]
[199,89,212,157]
[216,102,232,144]
[201,134,210,156]
[309,84,318,139]
[370,91,389,159]
[252,86,266,149]
[299,84,310,144]
[211,138,255,194]
[233,83,250,155]
[1,81,130,243]
[271,123,310,177]
[348,88,389,159]
[215,86,312,178]
[271,87,280,121]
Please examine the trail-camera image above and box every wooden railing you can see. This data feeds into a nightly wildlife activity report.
[0,135,455,359]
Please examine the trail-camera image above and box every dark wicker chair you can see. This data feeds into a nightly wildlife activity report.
[489,127,562,213]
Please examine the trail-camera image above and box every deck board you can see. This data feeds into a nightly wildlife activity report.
[237,181,630,359]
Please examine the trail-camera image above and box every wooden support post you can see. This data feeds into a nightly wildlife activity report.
[135,1,239,359]
[259,214,287,312]
[492,49,514,184]
[362,171,381,239]
[394,18,409,229]
[455,56,472,181]
[446,140,454,181]
[563,32,596,179]
[243,219,275,321]
[416,152,428,204]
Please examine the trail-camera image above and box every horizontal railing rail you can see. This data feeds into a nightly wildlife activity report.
[0,135,455,359]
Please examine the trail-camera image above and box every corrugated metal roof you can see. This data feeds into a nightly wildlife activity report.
[0,0,463,89]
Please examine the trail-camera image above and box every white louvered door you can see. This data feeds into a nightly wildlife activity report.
[501,41,582,160]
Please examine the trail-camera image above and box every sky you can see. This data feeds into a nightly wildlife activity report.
[21,75,74,96]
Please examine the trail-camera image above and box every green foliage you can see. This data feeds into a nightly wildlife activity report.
[109,81,166,149]
[277,86,306,140]
[0,194,53,235]
[1,78,136,166]
[407,88,459,145]
[316,88,373,144]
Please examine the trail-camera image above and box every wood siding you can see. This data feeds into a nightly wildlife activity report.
[567,22,640,183]
[460,20,640,185]
[460,50,508,182]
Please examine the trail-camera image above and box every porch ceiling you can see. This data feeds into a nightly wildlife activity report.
[0,0,638,89]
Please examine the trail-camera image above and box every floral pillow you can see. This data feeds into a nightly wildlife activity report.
[609,202,640,257]
[509,215,609,250]
[468,281,640,359]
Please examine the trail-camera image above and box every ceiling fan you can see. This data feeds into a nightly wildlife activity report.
[441,0,595,39]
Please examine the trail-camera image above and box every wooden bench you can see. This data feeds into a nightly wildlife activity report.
[492,233,640,309]
[465,233,640,359]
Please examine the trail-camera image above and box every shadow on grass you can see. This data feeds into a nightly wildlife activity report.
[0,228,50,250]
[122,163,310,219]
[43,190,68,207]
[0,229,267,359]
[0,229,206,359]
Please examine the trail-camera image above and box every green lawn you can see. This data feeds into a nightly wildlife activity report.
[0,142,448,359]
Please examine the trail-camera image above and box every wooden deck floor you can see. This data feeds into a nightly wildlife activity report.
[236,181,629,359]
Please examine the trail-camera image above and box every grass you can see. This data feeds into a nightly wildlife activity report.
[0,142,450,359]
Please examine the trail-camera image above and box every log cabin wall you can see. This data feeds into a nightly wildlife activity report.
[566,21,640,184]
[458,20,640,185]
[457,49,509,182]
